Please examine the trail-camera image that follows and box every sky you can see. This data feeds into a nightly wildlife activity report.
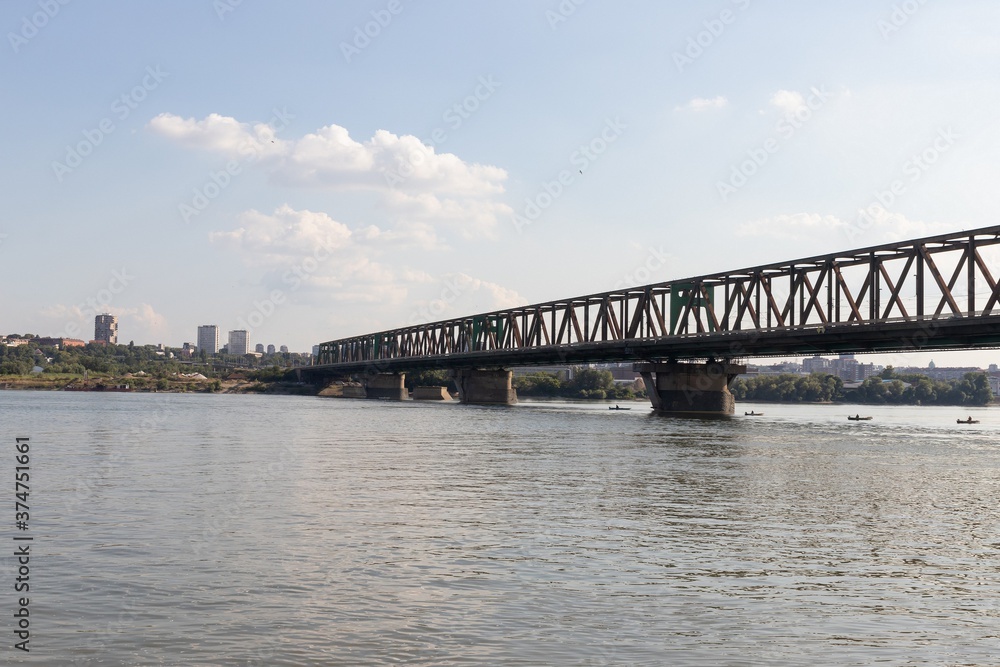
[2,0,999,368]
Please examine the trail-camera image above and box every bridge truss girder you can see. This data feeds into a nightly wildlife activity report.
[311,226,1000,375]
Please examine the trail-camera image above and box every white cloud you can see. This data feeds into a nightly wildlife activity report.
[355,221,443,250]
[149,113,510,233]
[842,207,955,245]
[209,204,527,318]
[281,127,507,197]
[209,205,353,265]
[148,112,287,160]
[769,90,807,115]
[382,191,513,240]
[737,209,958,247]
[406,272,527,325]
[208,205,401,301]
[676,96,728,112]
[122,304,169,335]
[737,212,846,240]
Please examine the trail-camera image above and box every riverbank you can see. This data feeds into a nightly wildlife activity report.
[0,374,314,395]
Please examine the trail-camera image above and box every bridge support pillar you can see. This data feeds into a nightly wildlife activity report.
[636,362,745,415]
[453,369,517,406]
[363,373,407,401]
[412,386,452,401]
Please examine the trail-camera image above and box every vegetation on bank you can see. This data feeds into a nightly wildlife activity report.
[732,368,993,406]
[0,339,303,392]
[0,338,306,378]
[512,369,645,400]
[403,370,457,392]
[401,368,645,400]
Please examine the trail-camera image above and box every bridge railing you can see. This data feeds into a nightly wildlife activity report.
[317,226,1000,366]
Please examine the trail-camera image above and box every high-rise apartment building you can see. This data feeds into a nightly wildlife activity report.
[228,330,250,356]
[197,325,219,354]
[94,314,118,344]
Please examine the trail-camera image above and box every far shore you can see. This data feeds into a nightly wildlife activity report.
[0,375,302,395]
[2,378,996,409]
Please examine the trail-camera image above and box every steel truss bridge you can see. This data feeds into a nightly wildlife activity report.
[311,226,1000,375]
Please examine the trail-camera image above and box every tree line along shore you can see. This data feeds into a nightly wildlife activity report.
[731,369,993,406]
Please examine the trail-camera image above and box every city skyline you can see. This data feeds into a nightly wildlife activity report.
[3,2,1000,367]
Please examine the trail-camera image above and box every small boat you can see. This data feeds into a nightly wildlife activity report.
[957,418,980,424]
[744,411,764,416]
[848,415,873,421]
[608,405,631,411]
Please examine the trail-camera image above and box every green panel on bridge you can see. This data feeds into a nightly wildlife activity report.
[670,283,715,334]
[472,316,504,349]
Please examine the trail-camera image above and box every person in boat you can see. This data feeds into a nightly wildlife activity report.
[855,414,860,419]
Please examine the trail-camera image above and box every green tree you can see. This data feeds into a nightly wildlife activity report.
[571,368,614,392]
[513,372,563,397]
[0,359,31,375]
[405,369,452,390]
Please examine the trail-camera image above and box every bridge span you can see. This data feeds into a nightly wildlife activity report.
[303,225,1000,413]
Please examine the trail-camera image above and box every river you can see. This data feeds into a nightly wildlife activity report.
[1,391,998,665]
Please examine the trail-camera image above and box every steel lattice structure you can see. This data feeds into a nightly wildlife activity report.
[312,226,1000,374]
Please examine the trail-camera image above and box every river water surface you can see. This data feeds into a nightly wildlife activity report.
[1,392,998,665]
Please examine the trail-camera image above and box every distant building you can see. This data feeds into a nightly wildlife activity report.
[899,365,983,382]
[255,343,265,353]
[94,314,118,344]
[266,344,276,355]
[798,354,879,381]
[180,342,196,358]
[594,362,639,383]
[228,330,250,356]
[986,364,1000,397]
[753,361,803,375]
[802,355,831,373]
[312,345,320,358]
[279,345,289,353]
[856,363,879,381]
[34,337,86,349]
[197,325,219,354]
[512,366,575,381]
[835,356,877,381]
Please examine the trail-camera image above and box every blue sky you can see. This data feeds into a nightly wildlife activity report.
[2,0,999,368]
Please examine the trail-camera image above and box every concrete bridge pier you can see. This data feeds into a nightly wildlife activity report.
[636,361,745,415]
[453,369,517,406]
[363,373,408,401]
